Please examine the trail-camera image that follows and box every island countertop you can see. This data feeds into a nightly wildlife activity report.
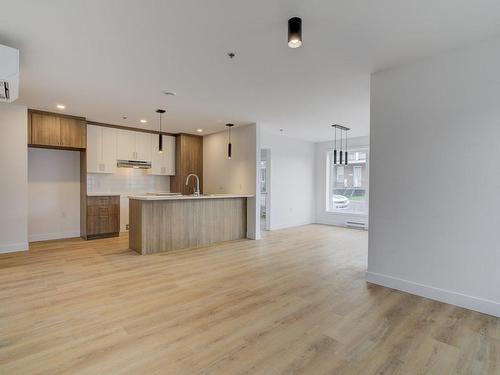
[128,194,254,201]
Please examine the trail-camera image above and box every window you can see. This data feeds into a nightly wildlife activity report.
[326,149,369,215]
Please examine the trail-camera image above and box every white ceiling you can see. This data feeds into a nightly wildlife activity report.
[2,0,500,141]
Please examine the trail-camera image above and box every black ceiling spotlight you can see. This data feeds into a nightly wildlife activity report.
[288,17,302,48]
[156,109,166,153]
[331,124,350,165]
[226,123,234,159]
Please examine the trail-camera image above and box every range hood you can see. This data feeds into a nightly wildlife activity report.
[117,160,152,169]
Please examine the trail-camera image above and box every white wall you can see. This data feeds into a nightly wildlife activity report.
[0,103,28,253]
[203,123,260,239]
[261,129,315,230]
[28,148,81,241]
[368,36,500,317]
[315,136,369,228]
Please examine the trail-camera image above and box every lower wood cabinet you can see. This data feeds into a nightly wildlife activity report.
[86,196,120,239]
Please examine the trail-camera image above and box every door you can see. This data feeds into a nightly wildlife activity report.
[260,148,271,231]
[30,113,60,147]
[60,118,86,149]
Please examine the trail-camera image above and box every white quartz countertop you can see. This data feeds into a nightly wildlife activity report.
[129,194,254,201]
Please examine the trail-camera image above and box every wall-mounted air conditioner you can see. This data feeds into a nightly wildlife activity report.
[0,44,19,103]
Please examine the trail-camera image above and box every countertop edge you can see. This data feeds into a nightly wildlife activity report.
[129,194,255,201]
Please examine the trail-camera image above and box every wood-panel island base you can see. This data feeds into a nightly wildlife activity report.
[129,195,252,255]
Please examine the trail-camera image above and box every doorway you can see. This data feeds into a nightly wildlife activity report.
[260,148,271,231]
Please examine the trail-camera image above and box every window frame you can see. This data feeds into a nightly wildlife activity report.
[325,146,369,217]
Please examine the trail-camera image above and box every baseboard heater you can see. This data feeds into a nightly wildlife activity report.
[346,221,366,230]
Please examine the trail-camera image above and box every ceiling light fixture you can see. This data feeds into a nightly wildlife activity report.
[226,123,234,159]
[196,128,203,133]
[140,119,147,123]
[156,109,166,153]
[56,104,65,110]
[162,91,176,96]
[331,124,350,165]
[288,17,302,48]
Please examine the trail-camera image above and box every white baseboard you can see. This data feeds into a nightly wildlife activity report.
[269,220,314,231]
[366,271,500,318]
[0,242,29,254]
[28,231,81,242]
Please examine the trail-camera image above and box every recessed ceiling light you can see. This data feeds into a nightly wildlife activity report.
[196,128,203,133]
[122,116,128,120]
[140,119,147,123]
[163,91,176,96]
[56,104,65,110]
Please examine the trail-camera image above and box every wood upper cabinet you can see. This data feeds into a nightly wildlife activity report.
[60,117,86,149]
[30,112,60,147]
[29,111,86,149]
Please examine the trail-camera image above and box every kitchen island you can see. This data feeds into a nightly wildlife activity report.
[128,194,253,255]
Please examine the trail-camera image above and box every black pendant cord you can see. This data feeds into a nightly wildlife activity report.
[334,126,337,165]
[156,109,166,153]
[345,129,348,165]
[339,129,343,165]
[226,123,234,159]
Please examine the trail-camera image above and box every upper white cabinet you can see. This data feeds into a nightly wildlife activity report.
[116,130,136,160]
[151,135,176,175]
[87,125,117,174]
[135,132,152,162]
[87,126,173,175]
[116,129,152,161]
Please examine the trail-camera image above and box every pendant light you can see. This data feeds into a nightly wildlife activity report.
[344,130,348,165]
[288,17,302,48]
[339,130,343,164]
[226,123,234,159]
[332,125,337,164]
[156,109,166,153]
[331,124,350,165]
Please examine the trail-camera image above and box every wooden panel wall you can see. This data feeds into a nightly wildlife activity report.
[129,198,247,254]
[170,134,203,195]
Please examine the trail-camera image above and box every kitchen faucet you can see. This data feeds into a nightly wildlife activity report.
[185,174,200,196]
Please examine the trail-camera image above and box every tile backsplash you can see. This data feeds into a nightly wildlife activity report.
[87,168,170,195]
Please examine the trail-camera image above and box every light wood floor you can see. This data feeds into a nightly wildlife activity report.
[0,225,499,375]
